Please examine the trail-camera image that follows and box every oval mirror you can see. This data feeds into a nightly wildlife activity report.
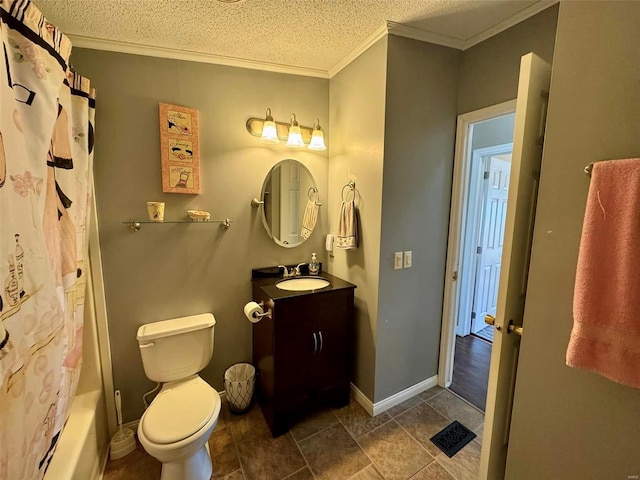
[259,159,319,248]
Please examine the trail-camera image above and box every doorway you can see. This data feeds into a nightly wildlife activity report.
[439,102,516,411]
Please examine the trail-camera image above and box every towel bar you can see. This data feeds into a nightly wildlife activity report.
[584,163,594,177]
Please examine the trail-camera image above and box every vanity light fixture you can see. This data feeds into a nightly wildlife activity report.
[260,108,280,144]
[308,118,327,151]
[246,109,328,150]
[285,113,305,148]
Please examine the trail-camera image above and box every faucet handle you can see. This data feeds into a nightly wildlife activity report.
[294,263,306,276]
[278,265,290,277]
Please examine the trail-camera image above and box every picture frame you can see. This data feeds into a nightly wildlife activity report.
[159,103,201,194]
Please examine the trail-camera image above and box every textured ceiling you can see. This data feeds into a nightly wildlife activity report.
[35,0,547,72]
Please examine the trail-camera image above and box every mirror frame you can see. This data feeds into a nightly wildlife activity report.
[258,159,318,248]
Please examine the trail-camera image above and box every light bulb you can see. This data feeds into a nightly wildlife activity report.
[260,108,279,144]
[308,118,326,151]
[286,113,305,148]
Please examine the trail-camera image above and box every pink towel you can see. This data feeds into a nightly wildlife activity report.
[567,158,640,388]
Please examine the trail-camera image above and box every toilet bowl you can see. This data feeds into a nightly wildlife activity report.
[137,376,221,480]
[136,313,220,480]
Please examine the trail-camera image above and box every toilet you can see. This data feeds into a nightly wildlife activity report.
[136,313,221,480]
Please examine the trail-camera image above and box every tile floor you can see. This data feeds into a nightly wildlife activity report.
[103,386,484,480]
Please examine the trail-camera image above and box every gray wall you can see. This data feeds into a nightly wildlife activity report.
[72,49,329,422]
[458,3,559,114]
[471,113,515,151]
[73,2,562,419]
[327,38,388,400]
[506,2,640,478]
[375,35,460,401]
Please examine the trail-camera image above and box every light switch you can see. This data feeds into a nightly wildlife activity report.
[403,250,412,268]
[394,252,403,270]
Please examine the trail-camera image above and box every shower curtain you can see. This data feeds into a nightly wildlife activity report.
[0,1,95,478]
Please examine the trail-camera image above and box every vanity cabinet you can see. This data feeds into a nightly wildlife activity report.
[251,272,355,436]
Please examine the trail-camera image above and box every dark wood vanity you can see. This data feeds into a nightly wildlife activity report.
[251,268,356,436]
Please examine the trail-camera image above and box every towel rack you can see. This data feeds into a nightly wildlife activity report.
[341,181,356,201]
[584,163,594,177]
[308,186,322,206]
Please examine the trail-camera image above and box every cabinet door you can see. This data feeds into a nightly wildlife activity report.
[274,298,315,406]
[312,290,353,395]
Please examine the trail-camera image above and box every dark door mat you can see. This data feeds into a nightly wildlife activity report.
[430,420,477,458]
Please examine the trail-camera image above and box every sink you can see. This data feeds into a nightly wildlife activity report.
[276,277,331,291]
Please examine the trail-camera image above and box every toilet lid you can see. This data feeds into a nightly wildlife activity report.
[142,382,219,444]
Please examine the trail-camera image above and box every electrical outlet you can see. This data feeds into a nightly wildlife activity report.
[403,250,412,268]
[394,252,403,270]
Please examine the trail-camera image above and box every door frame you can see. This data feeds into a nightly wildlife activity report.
[438,100,516,388]
[456,144,513,338]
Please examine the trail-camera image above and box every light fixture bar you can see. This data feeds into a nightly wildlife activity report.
[246,117,315,143]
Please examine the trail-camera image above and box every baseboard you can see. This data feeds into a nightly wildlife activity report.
[350,375,439,417]
[350,383,375,416]
[122,418,140,433]
[121,390,228,434]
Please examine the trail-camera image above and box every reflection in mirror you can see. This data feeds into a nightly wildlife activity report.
[259,159,318,248]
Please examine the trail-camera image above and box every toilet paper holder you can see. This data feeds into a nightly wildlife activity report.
[254,301,272,320]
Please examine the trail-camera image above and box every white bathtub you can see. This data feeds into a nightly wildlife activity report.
[44,389,109,480]
[45,268,111,480]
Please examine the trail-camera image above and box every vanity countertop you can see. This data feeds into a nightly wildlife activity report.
[251,270,356,300]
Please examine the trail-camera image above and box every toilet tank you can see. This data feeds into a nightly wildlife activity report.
[136,313,216,382]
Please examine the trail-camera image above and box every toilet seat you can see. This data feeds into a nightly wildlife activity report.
[142,381,220,444]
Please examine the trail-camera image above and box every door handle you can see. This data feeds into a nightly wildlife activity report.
[312,332,318,353]
[318,331,323,353]
[507,319,523,336]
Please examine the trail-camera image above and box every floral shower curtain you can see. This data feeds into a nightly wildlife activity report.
[0,1,95,478]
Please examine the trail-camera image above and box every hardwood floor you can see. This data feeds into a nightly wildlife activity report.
[449,335,492,411]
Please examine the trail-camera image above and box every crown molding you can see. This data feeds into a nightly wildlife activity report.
[328,1,558,77]
[327,23,389,78]
[69,1,557,81]
[327,20,464,79]
[462,0,559,50]
[68,35,329,79]
[386,21,466,50]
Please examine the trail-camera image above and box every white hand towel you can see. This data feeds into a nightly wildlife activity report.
[300,199,319,239]
[336,199,358,249]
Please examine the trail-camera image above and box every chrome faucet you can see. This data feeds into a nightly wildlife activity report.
[294,263,307,276]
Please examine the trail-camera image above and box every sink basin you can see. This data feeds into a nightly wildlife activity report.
[276,277,331,291]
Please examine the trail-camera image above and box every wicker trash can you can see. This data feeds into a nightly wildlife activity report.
[224,363,255,414]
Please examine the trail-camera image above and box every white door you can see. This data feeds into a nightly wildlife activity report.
[479,53,551,480]
[279,162,301,245]
[471,156,511,334]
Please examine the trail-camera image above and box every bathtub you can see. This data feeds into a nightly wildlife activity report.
[45,265,111,480]
[44,389,109,480]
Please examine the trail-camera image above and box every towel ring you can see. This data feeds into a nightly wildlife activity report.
[341,181,355,202]
[307,186,322,206]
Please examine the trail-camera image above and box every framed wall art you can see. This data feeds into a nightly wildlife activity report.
[159,103,201,194]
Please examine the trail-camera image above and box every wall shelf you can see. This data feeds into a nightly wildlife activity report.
[123,218,233,232]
